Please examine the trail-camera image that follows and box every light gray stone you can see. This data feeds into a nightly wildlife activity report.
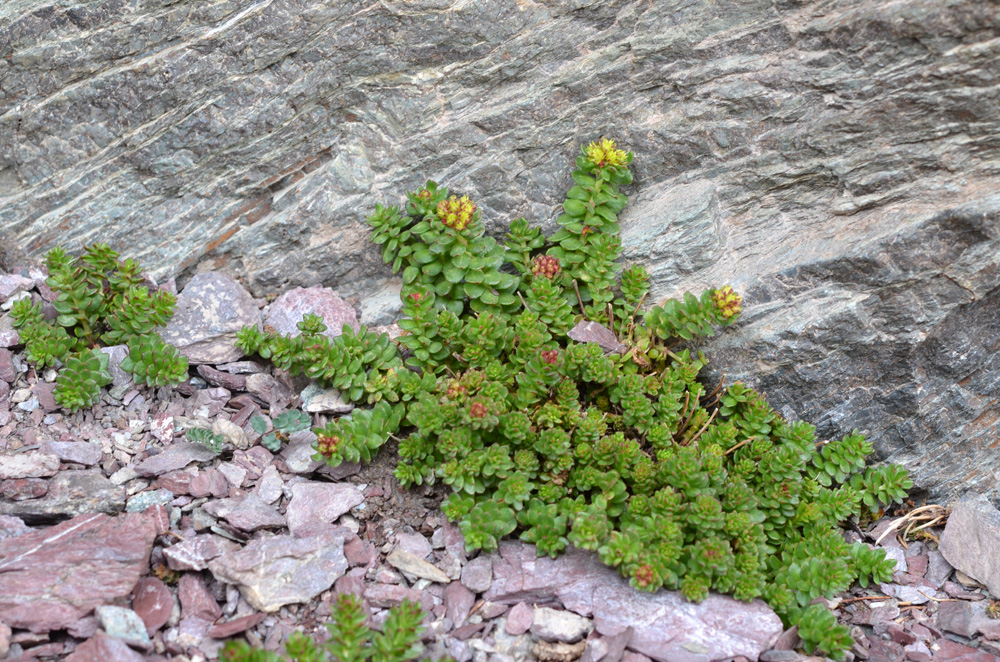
[213,418,250,451]
[0,470,125,523]
[386,548,451,584]
[126,489,174,513]
[95,606,151,650]
[160,273,260,365]
[531,607,592,644]
[209,528,350,612]
[300,383,353,415]
[0,451,60,479]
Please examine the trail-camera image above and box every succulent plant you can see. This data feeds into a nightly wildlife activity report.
[224,138,914,660]
[252,409,311,452]
[53,349,112,412]
[221,594,444,662]
[10,244,188,412]
[119,333,188,388]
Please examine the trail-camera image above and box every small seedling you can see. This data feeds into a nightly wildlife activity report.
[252,409,311,452]
[186,427,225,454]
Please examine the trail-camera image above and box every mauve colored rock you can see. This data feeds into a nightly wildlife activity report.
[0,451,60,479]
[0,515,30,541]
[134,442,217,477]
[505,602,534,636]
[34,382,57,412]
[364,583,423,609]
[485,541,781,662]
[41,441,103,466]
[444,582,475,627]
[131,577,174,635]
[0,512,158,633]
[98,345,132,388]
[202,494,285,531]
[265,287,359,340]
[344,537,377,568]
[1,478,47,500]
[244,372,294,410]
[64,632,146,662]
[285,481,363,536]
[196,364,247,391]
[160,272,261,365]
[461,555,493,594]
[209,613,267,639]
[255,465,283,504]
[185,386,231,418]
[0,349,15,383]
[209,528,350,612]
[0,470,125,523]
[189,467,229,498]
[0,329,18,349]
[940,493,1000,598]
[232,447,273,481]
[396,532,433,559]
[0,275,34,303]
[178,574,222,622]
[156,469,196,495]
[164,534,238,571]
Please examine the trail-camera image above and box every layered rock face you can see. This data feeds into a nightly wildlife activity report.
[1,0,998,500]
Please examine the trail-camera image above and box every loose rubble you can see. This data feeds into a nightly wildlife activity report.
[2,268,999,662]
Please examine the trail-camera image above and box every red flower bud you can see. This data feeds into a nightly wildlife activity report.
[532,255,561,279]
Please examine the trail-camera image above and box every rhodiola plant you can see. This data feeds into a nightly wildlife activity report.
[236,139,912,660]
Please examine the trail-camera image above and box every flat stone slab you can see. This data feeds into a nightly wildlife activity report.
[0,451,61,479]
[202,495,285,531]
[0,512,158,633]
[484,541,782,662]
[134,442,218,477]
[940,493,1000,597]
[209,528,351,612]
[160,272,260,364]
[285,481,363,536]
[0,470,125,524]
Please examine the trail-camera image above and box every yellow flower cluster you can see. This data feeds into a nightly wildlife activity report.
[584,138,629,168]
[712,285,743,320]
[436,195,477,231]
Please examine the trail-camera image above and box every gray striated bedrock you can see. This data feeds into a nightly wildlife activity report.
[1,0,998,500]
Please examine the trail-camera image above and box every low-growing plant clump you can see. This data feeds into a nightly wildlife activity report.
[10,243,188,412]
[237,139,911,658]
[221,594,446,662]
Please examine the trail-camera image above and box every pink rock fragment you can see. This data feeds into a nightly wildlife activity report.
[178,574,222,622]
[208,613,267,639]
[189,467,229,498]
[131,577,174,635]
[0,512,158,633]
[506,602,533,635]
[285,482,363,536]
[485,541,781,662]
[163,534,237,571]
[265,287,360,340]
